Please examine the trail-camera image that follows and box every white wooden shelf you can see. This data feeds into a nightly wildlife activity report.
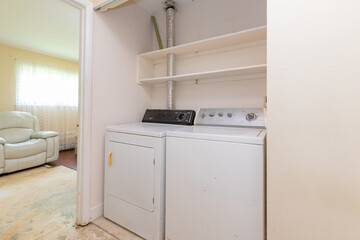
[137,26,267,84]
[138,64,267,84]
[140,26,266,61]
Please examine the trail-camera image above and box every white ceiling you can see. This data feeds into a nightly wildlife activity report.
[0,0,193,62]
[0,0,80,61]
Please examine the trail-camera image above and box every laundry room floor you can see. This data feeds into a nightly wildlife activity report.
[93,217,143,240]
[0,165,141,240]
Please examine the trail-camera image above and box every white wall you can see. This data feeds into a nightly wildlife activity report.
[150,0,267,110]
[267,1,360,239]
[90,4,152,217]
[152,0,266,49]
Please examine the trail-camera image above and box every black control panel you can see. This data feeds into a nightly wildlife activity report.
[142,109,196,125]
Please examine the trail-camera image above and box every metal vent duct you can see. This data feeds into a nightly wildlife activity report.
[164,0,176,109]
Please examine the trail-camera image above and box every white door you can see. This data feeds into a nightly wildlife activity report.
[108,141,155,212]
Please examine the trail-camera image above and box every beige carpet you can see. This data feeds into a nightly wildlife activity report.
[0,165,117,240]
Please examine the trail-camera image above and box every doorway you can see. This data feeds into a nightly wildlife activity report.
[0,0,93,228]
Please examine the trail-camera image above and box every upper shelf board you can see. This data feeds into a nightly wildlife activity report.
[139,26,267,61]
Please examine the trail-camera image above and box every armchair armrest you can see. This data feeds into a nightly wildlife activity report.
[0,137,6,144]
[31,131,59,139]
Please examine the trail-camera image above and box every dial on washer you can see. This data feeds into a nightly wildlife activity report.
[178,113,185,120]
[246,113,257,121]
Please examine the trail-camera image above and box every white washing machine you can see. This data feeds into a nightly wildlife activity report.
[104,109,195,240]
[165,108,266,240]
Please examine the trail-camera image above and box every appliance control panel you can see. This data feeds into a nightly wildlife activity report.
[195,108,266,128]
[142,109,196,125]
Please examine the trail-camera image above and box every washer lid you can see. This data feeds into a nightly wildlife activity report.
[106,122,186,137]
[167,126,266,145]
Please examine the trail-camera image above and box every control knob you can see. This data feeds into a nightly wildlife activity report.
[227,113,232,118]
[218,112,224,117]
[246,113,257,121]
[209,113,215,117]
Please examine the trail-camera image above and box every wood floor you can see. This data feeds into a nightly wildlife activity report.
[48,149,77,170]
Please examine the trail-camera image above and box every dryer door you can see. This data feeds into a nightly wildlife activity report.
[108,141,155,212]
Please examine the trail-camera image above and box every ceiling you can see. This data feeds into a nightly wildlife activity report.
[0,0,80,61]
[0,0,192,62]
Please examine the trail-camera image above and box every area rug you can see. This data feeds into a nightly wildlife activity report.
[0,166,117,240]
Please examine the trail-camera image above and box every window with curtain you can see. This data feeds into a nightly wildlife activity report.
[15,60,79,150]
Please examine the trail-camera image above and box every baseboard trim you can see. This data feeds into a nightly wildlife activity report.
[89,202,104,221]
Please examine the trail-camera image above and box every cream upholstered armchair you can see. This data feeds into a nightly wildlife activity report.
[0,111,59,174]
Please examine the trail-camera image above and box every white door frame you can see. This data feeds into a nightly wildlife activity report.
[61,0,93,226]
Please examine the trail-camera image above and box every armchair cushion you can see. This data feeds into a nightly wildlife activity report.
[4,139,46,159]
[0,128,34,144]
[31,131,58,139]
[0,137,5,144]
[0,111,34,129]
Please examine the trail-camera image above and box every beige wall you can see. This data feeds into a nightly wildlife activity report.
[0,43,78,111]
[267,1,360,239]
[150,0,267,110]
[90,3,152,216]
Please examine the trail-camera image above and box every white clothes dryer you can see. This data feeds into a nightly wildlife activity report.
[165,108,266,240]
[104,110,195,240]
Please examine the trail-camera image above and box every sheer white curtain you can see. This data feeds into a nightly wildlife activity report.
[15,60,79,150]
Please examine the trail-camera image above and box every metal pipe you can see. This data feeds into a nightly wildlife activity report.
[164,0,176,109]
[165,2,176,48]
[167,53,175,110]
